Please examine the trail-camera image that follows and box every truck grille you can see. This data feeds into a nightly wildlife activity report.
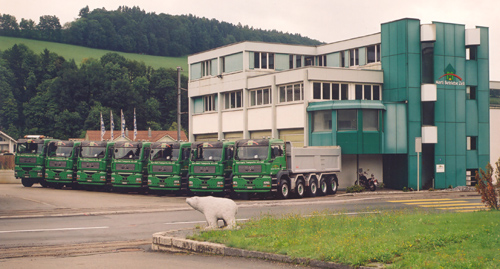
[81,162,100,169]
[152,165,173,173]
[49,161,67,167]
[116,163,135,170]
[193,166,216,173]
[238,165,262,173]
[19,157,36,164]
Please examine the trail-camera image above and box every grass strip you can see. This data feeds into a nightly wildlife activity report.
[189,209,500,268]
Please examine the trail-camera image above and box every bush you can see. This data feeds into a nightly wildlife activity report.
[475,161,500,210]
[346,185,365,193]
[0,155,15,170]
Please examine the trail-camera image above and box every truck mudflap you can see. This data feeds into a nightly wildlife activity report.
[232,175,273,192]
[188,176,226,192]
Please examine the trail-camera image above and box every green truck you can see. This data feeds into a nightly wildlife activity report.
[14,135,53,187]
[44,140,81,189]
[188,141,235,194]
[148,142,192,194]
[110,141,151,193]
[232,139,341,199]
[76,141,115,190]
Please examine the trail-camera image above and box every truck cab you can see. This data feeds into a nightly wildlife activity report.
[148,142,191,193]
[110,141,151,192]
[232,139,286,194]
[76,141,114,190]
[188,141,234,194]
[45,140,81,189]
[14,135,53,187]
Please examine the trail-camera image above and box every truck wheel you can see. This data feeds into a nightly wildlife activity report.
[307,180,318,197]
[319,179,328,196]
[279,179,290,199]
[295,180,305,199]
[21,178,34,187]
[40,179,49,188]
[329,179,338,195]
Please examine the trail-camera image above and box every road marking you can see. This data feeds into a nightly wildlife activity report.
[436,206,486,210]
[0,226,109,234]
[419,203,484,208]
[388,199,451,203]
[164,219,249,225]
[403,200,468,205]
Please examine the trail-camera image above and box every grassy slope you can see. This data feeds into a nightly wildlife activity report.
[0,36,188,71]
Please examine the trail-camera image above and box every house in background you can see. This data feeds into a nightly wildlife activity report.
[187,18,490,190]
[0,131,16,154]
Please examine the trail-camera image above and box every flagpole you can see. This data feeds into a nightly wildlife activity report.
[110,111,114,141]
[121,109,125,138]
[133,108,137,141]
[100,112,105,141]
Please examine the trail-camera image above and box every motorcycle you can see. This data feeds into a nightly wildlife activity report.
[356,168,378,191]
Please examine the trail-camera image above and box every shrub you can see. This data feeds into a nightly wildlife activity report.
[475,161,499,210]
[346,185,365,193]
[402,187,408,192]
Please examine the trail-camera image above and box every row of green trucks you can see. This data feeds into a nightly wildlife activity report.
[14,136,341,199]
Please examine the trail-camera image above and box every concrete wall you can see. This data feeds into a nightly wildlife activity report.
[490,108,500,166]
[0,170,17,184]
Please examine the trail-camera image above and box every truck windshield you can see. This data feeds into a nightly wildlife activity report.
[150,148,179,161]
[16,143,44,154]
[48,146,73,157]
[193,148,222,161]
[80,147,106,158]
[114,147,141,160]
[237,146,268,160]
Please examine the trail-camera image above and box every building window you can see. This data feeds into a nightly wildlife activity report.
[305,56,314,66]
[223,91,242,110]
[367,44,381,64]
[338,110,357,131]
[201,60,212,77]
[249,88,271,107]
[279,83,303,103]
[467,136,477,150]
[313,82,350,100]
[355,84,382,100]
[289,55,294,69]
[254,52,274,69]
[349,48,359,66]
[317,55,327,66]
[466,46,477,60]
[467,86,477,100]
[312,111,332,132]
[340,51,346,67]
[363,110,379,131]
[204,95,216,112]
[421,43,434,84]
[296,55,302,68]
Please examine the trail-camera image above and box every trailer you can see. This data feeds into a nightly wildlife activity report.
[232,139,341,199]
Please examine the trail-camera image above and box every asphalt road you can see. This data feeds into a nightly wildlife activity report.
[0,184,483,268]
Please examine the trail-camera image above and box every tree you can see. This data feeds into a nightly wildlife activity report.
[19,18,37,39]
[0,59,18,131]
[0,14,20,36]
[38,15,61,41]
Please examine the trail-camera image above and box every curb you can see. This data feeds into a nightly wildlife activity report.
[152,229,367,269]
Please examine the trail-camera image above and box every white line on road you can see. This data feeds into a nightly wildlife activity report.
[164,219,249,225]
[0,226,109,234]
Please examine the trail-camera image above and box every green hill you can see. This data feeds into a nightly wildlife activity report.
[0,36,188,71]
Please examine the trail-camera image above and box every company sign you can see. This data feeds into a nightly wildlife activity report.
[435,64,465,86]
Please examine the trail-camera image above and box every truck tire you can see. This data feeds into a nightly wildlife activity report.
[319,179,328,196]
[307,179,318,197]
[40,179,49,188]
[295,180,305,199]
[21,178,34,187]
[278,179,290,199]
[329,178,338,195]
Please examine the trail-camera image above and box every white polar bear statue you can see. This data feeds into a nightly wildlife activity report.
[186,196,238,230]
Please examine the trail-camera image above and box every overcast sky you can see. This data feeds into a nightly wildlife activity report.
[1,0,499,80]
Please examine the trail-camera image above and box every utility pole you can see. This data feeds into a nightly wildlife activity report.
[177,67,182,142]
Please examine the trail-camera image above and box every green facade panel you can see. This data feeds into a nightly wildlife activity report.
[456,123,466,156]
[466,151,478,169]
[434,155,446,189]
[456,156,466,186]
[445,90,456,122]
[478,123,490,155]
[455,89,466,122]
[445,155,457,187]
[408,54,421,88]
[477,27,489,59]
[465,100,478,135]
[465,60,478,86]
[445,122,457,155]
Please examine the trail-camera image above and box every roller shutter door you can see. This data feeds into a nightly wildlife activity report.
[279,128,304,147]
[194,133,218,142]
[250,130,272,139]
[224,132,243,142]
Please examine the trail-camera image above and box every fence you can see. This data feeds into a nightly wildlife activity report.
[0,155,15,170]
